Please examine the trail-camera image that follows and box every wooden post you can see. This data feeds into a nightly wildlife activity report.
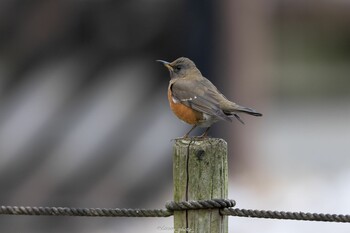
[173,138,228,233]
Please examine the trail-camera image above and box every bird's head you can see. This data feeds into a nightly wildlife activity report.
[157,57,201,79]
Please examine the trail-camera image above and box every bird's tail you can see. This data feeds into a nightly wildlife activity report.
[236,106,263,117]
[223,102,262,124]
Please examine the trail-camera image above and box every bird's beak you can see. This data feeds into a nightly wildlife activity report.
[156,60,173,71]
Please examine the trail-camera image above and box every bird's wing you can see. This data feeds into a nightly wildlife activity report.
[170,77,232,122]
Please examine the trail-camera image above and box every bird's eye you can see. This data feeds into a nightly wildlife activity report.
[174,65,182,72]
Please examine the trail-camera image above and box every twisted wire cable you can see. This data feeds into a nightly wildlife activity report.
[1,199,349,223]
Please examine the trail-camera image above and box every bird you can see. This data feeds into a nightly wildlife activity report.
[157,57,262,138]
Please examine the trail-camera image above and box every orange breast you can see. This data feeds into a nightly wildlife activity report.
[168,88,203,125]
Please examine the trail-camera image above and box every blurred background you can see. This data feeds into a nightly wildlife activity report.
[0,0,349,232]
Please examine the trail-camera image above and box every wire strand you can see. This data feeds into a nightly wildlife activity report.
[220,208,350,223]
[1,199,349,223]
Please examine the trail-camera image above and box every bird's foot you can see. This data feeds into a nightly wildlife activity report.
[194,134,210,140]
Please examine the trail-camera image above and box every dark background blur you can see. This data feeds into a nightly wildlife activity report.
[0,0,349,232]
